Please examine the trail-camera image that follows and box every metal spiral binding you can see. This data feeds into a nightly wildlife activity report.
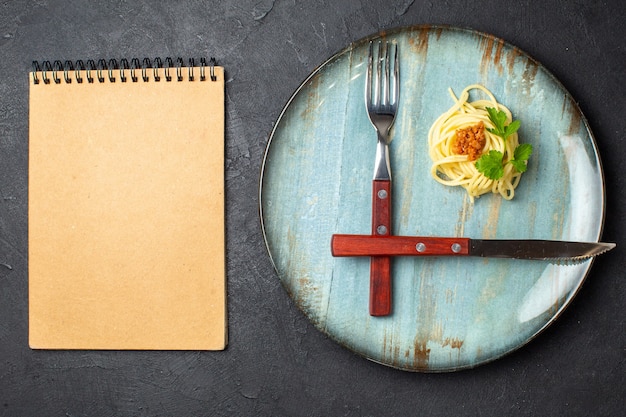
[31,57,217,84]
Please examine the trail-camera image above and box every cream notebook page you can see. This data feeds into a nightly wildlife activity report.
[29,60,226,350]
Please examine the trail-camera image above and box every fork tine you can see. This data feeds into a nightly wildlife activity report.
[376,42,383,108]
[392,43,399,107]
[383,42,390,107]
[383,42,391,107]
[365,41,373,110]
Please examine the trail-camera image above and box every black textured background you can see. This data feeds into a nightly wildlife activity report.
[1,1,624,416]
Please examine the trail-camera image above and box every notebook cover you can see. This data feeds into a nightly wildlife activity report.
[28,64,226,350]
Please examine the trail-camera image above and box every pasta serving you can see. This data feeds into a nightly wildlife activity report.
[428,84,531,201]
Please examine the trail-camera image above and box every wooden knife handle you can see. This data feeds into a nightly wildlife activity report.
[370,179,392,316]
[331,235,471,257]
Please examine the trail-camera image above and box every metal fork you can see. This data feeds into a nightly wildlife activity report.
[365,41,399,316]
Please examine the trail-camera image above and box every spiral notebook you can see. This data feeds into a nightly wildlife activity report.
[28,58,226,350]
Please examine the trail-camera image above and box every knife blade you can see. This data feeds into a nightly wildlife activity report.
[331,234,615,262]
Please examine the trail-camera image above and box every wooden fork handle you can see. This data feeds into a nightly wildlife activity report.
[370,179,392,316]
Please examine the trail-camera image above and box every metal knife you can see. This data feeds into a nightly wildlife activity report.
[331,234,615,262]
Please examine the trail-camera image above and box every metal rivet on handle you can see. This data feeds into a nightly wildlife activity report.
[376,225,387,235]
[451,243,462,253]
[377,189,388,199]
[416,242,426,253]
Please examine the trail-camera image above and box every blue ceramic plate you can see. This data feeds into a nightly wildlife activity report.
[260,26,605,371]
